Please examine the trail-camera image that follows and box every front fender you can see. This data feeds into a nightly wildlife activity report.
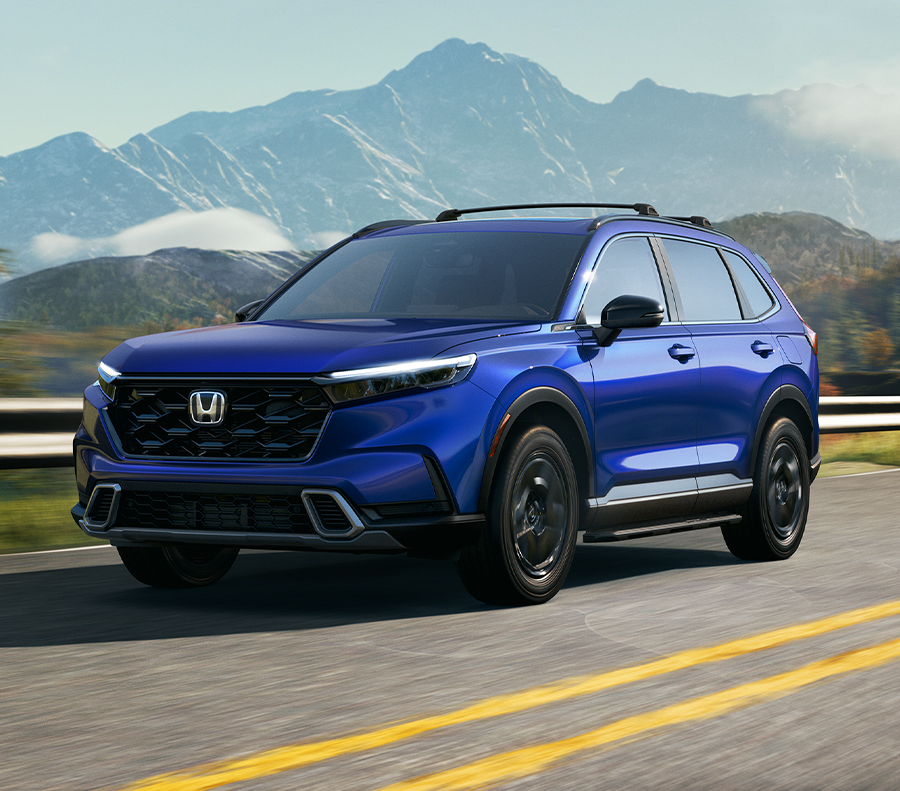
[475,371,594,513]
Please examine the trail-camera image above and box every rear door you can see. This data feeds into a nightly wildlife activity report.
[656,238,781,509]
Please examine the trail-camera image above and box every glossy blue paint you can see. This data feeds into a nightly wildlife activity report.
[75,212,819,556]
[687,323,783,479]
[102,318,540,376]
[587,324,700,499]
[76,378,498,510]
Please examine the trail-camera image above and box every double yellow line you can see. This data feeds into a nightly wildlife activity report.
[118,599,900,791]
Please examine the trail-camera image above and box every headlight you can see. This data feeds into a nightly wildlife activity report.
[97,361,121,400]
[314,354,477,403]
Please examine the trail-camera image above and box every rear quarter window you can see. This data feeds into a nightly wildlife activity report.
[721,250,776,318]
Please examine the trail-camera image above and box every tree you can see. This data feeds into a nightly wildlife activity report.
[859,327,896,371]
[0,248,12,278]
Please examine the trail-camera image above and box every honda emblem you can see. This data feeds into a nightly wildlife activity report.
[189,391,226,426]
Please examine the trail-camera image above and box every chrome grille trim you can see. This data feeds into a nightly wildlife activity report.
[302,489,366,539]
[83,484,122,531]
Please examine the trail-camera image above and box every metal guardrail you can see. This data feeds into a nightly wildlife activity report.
[1,396,899,470]
[0,398,82,470]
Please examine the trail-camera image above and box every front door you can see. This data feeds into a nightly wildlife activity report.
[582,236,700,522]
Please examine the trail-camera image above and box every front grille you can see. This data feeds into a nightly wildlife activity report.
[116,490,316,534]
[105,380,331,461]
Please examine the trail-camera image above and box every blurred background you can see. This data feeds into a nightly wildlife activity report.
[1,0,898,552]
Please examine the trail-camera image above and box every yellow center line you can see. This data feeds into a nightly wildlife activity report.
[115,598,900,791]
[375,634,900,791]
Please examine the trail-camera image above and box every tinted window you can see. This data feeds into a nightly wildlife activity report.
[663,239,742,322]
[582,237,668,324]
[722,250,776,318]
[257,231,586,321]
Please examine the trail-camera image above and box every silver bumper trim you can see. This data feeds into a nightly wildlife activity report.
[77,524,406,551]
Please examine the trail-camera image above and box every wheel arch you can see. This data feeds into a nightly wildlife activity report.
[477,387,593,514]
[751,385,815,473]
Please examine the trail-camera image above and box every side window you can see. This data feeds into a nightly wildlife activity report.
[582,237,668,324]
[722,250,776,318]
[662,239,742,322]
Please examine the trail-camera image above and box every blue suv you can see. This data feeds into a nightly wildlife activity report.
[73,203,820,605]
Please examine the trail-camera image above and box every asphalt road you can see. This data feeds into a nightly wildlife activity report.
[2,470,899,791]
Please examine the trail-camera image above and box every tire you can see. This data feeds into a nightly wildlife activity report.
[117,544,239,588]
[456,426,579,605]
[722,418,809,561]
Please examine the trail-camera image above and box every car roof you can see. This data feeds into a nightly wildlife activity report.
[358,213,737,242]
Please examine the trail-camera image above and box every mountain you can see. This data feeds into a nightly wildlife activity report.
[3,210,897,333]
[718,212,900,285]
[0,249,315,330]
[3,38,900,276]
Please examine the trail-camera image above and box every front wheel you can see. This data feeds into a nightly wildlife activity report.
[456,426,579,605]
[117,544,239,588]
[722,417,810,561]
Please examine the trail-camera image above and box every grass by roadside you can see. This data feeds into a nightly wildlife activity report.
[818,431,900,477]
[1,431,898,555]
[0,468,104,554]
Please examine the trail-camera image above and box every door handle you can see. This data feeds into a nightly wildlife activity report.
[751,340,774,357]
[668,343,696,362]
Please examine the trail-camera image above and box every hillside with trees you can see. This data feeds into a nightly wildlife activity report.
[0,248,315,331]
[720,213,900,375]
[1,212,898,395]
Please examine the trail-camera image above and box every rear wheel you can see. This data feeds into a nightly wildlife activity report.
[117,544,239,588]
[456,426,578,605]
[722,418,809,561]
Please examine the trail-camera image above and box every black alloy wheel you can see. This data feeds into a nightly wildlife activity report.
[722,417,810,561]
[456,426,579,605]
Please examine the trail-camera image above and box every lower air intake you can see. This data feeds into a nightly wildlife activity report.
[302,490,365,539]
[83,484,121,530]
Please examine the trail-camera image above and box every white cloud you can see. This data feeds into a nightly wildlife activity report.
[28,232,91,264]
[753,83,900,161]
[789,54,900,99]
[29,208,295,264]
[309,230,349,249]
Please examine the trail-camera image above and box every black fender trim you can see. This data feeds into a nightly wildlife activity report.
[751,384,815,474]
[477,387,593,512]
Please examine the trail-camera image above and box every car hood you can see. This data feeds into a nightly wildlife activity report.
[102,318,541,376]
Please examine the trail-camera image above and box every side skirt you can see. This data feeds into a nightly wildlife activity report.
[583,512,742,543]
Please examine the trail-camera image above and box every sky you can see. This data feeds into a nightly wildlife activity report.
[2,0,900,158]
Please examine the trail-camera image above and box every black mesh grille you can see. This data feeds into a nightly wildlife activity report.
[116,490,315,534]
[373,501,452,518]
[105,380,331,461]
[86,488,115,522]
[307,494,353,533]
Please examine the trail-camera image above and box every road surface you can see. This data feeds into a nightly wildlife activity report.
[1,470,899,790]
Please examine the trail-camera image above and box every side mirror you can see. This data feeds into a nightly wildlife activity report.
[590,294,665,346]
[235,299,264,323]
[601,294,665,329]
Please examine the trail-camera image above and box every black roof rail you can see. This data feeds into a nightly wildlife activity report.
[352,219,427,238]
[434,202,659,222]
[667,215,714,229]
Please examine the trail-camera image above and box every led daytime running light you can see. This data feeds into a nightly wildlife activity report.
[97,362,121,399]
[317,354,476,403]
[98,362,121,382]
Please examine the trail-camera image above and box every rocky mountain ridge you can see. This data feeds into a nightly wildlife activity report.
[3,38,900,276]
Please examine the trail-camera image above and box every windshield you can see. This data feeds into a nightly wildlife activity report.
[256,230,586,321]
